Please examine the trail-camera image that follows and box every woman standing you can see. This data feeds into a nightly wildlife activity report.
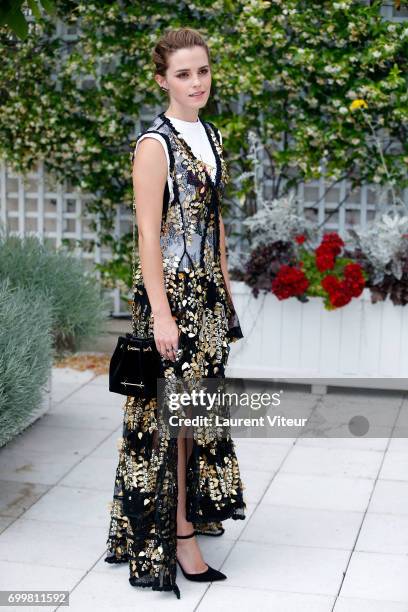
[105,27,246,599]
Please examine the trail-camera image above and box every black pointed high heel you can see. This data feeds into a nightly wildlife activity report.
[176,532,227,582]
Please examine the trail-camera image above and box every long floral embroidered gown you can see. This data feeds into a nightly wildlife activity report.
[104,112,246,599]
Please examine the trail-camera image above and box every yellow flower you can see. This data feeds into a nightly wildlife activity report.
[350,99,368,111]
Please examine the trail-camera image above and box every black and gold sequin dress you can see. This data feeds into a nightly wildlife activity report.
[104,112,246,599]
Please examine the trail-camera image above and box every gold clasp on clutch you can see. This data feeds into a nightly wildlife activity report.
[121,381,145,387]
[126,345,153,352]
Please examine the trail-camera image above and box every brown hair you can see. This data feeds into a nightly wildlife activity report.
[152,27,211,77]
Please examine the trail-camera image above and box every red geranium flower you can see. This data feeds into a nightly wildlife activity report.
[272,265,309,300]
[321,274,340,292]
[344,278,365,298]
[315,232,345,272]
[295,234,306,244]
[316,250,335,272]
[321,232,344,256]
[344,263,363,278]
[343,263,365,297]
[329,289,352,308]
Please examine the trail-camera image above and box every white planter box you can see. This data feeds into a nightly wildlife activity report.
[227,281,408,386]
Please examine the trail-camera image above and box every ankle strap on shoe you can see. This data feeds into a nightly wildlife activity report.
[176,532,195,539]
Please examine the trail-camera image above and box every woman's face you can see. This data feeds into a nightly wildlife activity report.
[157,45,211,110]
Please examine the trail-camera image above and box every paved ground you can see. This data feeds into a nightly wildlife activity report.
[1,368,408,611]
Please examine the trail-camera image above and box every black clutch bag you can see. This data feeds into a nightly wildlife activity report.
[109,333,164,400]
[108,194,164,400]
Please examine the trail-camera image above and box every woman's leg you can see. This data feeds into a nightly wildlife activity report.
[176,427,208,573]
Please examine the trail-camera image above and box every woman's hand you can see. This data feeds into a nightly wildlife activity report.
[153,312,180,362]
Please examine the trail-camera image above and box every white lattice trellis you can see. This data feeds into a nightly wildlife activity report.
[296,179,408,235]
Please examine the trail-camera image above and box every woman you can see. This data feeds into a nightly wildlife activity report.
[105,27,246,599]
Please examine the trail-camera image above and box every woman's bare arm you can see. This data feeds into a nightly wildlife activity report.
[132,138,179,361]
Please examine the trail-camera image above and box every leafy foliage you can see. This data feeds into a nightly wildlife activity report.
[241,231,367,309]
[0,1,55,40]
[348,211,408,282]
[0,279,53,447]
[346,212,408,305]
[241,192,316,249]
[0,1,407,291]
[239,240,298,297]
[0,230,109,352]
[347,245,408,305]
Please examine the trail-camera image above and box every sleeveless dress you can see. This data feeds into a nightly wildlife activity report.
[104,111,246,599]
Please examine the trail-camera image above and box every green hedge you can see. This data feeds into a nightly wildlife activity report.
[0,232,108,353]
[0,279,53,448]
